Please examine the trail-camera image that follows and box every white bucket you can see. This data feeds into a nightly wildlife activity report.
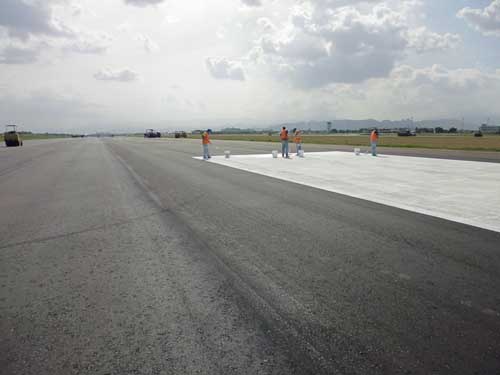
[354,148,360,155]
[224,150,231,159]
[298,150,304,158]
[272,150,278,158]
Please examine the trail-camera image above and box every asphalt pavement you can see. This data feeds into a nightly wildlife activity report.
[1,137,499,375]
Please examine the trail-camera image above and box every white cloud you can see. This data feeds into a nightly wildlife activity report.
[247,1,461,88]
[457,0,500,37]
[94,68,139,82]
[328,64,500,120]
[124,0,166,7]
[135,34,159,52]
[390,64,499,92]
[406,27,461,53]
[63,32,112,54]
[206,58,245,81]
[251,3,409,87]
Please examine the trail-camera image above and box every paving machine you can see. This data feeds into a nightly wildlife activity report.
[4,125,23,147]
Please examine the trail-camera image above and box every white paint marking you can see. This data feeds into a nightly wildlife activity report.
[194,152,500,233]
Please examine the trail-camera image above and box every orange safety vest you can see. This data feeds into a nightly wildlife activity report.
[202,132,210,145]
[294,132,302,144]
[370,130,379,143]
[280,129,288,141]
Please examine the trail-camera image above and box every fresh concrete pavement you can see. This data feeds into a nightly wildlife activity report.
[1,137,499,375]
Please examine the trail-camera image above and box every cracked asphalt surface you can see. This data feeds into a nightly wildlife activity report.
[1,138,499,375]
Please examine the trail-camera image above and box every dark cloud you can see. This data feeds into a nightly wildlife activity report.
[0,0,74,39]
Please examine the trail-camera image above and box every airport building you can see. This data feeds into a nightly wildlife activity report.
[480,124,500,134]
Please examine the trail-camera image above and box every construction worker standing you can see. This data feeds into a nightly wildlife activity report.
[202,129,212,160]
[294,129,303,156]
[280,126,289,158]
[370,128,379,156]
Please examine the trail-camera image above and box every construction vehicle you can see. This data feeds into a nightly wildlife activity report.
[4,125,23,147]
[144,129,161,138]
[174,131,187,138]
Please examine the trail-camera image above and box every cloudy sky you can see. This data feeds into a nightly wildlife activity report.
[1,0,499,132]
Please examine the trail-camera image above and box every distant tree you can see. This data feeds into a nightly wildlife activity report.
[449,127,458,133]
[434,127,444,134]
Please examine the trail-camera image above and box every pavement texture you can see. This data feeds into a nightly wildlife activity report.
[199,151,500,233]
[1,137,500,375]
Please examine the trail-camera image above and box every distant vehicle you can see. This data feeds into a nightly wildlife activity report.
[397,129,416,137]
[174,131,187,138]
[144,129,161,138]
[4,125,23,147]
[474,131,483,137]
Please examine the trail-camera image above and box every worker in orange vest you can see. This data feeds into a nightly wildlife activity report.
[370,128,379,156]
[294,129,303,156]
[280,126,289,158]
[202,129,212,160]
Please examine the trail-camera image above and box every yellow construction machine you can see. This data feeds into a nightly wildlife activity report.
[4,125,23,147]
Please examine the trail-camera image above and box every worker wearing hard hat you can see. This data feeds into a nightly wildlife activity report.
[370,128,379,156]
[202,129,212,160]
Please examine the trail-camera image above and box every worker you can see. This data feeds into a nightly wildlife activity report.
[294,129,303,156]
[280,126,289,158]
[202,129,212,160]
[370,128,379,156]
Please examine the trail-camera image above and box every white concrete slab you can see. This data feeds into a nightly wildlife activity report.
[194,151,500,233]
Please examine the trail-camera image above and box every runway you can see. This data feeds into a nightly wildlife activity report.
[1,137,499,375]
[199,151,500,233]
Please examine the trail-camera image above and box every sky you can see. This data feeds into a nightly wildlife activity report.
[0,0,500,133]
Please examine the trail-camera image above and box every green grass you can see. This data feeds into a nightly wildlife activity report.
[192,134,500,152]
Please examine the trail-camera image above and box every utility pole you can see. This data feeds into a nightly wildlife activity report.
[327,121,332,133]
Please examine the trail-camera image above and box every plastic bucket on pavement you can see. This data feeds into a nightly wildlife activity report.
[272,150,278,158]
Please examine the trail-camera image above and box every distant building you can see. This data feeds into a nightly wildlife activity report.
[480,124,500,134]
